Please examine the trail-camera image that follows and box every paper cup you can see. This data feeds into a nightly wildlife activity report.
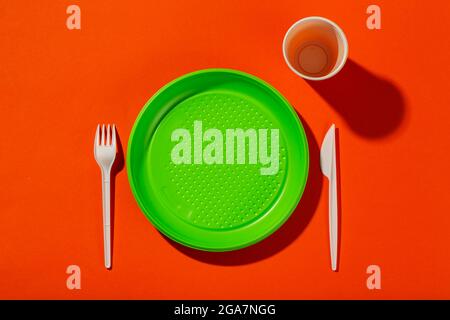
[283,16,348,81]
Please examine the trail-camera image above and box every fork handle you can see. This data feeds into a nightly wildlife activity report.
[101,171,111,269]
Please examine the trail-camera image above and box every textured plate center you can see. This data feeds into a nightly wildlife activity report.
[148,91,287,230]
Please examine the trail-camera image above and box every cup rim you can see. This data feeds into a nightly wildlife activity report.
[282,16,349,81]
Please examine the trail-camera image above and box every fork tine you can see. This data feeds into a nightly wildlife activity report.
[101,124,105,146]
[95,124,100,146]
[106,124,111,145]
[112,124,116,147]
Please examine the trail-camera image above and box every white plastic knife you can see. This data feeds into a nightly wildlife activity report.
[320,124,338,271]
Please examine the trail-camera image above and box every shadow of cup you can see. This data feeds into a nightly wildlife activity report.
[308,59,406,138]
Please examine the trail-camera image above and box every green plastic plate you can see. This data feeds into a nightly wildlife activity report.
[127,69,309,251]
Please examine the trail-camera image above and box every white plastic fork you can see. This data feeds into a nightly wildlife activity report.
[94,124,116,269]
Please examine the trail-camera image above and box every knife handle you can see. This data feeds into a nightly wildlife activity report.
[329,158,338,271]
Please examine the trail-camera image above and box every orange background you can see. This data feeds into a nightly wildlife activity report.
[1,0,450,299]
